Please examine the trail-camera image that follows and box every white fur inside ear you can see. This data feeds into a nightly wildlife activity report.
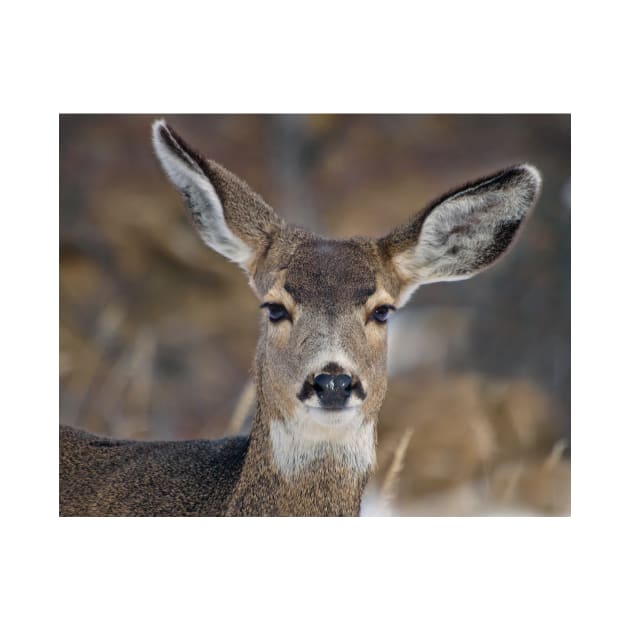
[393,165,541,305]
[151,120,252,267]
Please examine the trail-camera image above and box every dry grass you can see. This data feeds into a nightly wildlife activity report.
[376,428,414,514]
[375,372,570,516]
[226,378,256,435]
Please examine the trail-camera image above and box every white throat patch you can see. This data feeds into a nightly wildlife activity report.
[269,408,375,479]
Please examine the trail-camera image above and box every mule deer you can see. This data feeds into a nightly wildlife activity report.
[59,120,541,516]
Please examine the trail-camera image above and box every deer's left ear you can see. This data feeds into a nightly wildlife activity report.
[380,165,542,306]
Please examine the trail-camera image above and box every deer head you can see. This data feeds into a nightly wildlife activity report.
[152,120,541,481]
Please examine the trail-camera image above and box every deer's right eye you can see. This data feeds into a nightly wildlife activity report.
[262,303,290,323]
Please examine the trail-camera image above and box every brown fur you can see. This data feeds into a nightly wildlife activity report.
[59,121,541,517]
[225,398,369,516]
[59,425,247,516]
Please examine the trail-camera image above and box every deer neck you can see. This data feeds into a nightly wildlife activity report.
[226,392,376,517]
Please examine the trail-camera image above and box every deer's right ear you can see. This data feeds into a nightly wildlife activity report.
[152,120,284,273]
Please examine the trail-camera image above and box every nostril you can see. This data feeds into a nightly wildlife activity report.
[313,374,334,392]
[334,374,352,392]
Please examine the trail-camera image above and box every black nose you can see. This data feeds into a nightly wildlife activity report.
[313,373,353,408]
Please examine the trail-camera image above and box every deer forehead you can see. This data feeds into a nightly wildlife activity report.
[277,238,388,309]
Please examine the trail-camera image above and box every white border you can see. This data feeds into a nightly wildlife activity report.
[5,1,628,628]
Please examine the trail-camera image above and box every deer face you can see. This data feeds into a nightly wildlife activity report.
[253,237,394,431]
[152,120,541,476]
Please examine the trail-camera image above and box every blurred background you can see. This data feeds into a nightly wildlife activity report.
[60,114,570,516]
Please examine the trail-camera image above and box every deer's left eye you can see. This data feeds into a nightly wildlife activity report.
[262,302,291,323]
[370,305,395,324]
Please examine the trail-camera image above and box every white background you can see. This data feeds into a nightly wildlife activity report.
[2,1,628,628]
